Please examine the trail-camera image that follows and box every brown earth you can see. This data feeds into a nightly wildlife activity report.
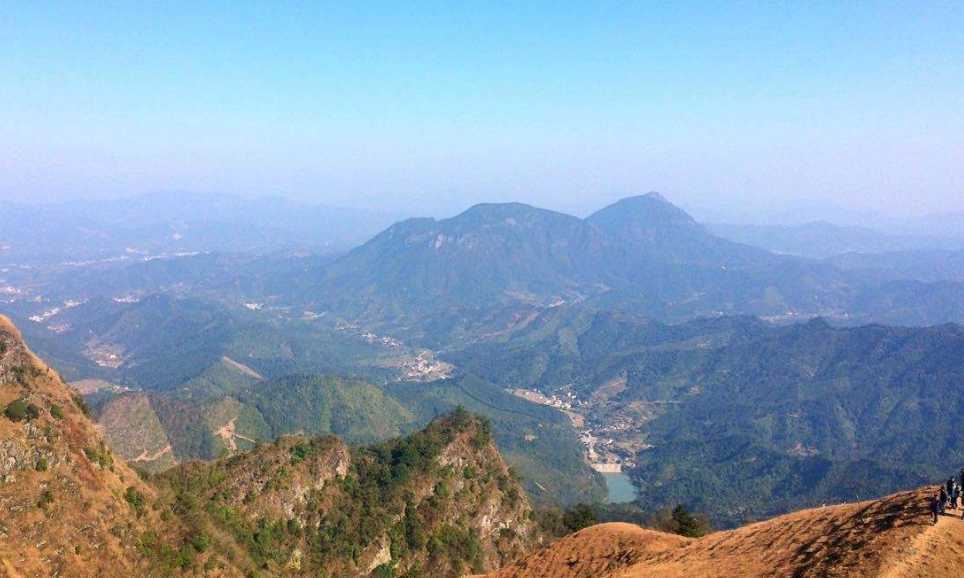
[0,314,185,578]
[473,487,964,578]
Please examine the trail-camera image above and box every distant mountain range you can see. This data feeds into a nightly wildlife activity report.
[0,191,403,265]
[307,193,964,332]
[706,220,964,260]
[827,248,964,283]
[688,198,964,240]
[7,192,964,344]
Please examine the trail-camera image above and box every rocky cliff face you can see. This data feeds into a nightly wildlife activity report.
[0,314,537,578]
[153,408,538,578]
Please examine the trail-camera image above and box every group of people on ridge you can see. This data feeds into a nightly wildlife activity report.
[930,469,964,524]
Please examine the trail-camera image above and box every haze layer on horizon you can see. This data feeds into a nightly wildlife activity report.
[2,1,962,219]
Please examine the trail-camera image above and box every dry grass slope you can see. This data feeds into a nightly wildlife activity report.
[475,487,964,578]
[0,315,179,578]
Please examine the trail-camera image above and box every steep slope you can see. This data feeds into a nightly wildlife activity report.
[477,486,964,578]
[390,375,608,506]
[1,315,540,577]
[153,409,538,578]
[0,315,182,578]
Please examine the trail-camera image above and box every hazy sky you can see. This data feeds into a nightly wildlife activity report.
[2,1,962,218]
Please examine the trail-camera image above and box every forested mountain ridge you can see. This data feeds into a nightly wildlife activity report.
[3,293,607,508]
[0,316,541,577]
[452,306,964,525]
[87,369,606,508]
[151,408,538,578]
[91,372,415,472]
[306,193,964,332]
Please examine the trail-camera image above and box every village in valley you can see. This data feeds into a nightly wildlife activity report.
[510,387,640,474]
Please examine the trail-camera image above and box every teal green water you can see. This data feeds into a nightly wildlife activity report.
[602,472,638,504]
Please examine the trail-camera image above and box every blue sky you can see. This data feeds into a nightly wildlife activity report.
[1,1,962,218]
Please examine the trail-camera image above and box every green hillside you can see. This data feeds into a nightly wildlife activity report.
[389,375,607,507]
[452,307,964,525]
[238,374,414,443]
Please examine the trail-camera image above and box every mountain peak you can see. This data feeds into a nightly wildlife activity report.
[455,201,575,225]
[0,314,46,375]
[585,194,703,250]
[590,193,696,225]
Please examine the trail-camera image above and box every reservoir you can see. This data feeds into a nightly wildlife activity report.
[602,472,638,504]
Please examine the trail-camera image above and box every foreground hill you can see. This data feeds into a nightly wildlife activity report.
[0,315,539,577]
[475,486,964,578]
[87,371,605,507]
[0,315,170,577]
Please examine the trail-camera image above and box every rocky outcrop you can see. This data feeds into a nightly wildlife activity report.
[1,315,538,578]
[154,409,539,577]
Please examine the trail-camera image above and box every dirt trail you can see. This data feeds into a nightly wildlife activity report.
[880,503,964,578]
[131,444,173,462]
